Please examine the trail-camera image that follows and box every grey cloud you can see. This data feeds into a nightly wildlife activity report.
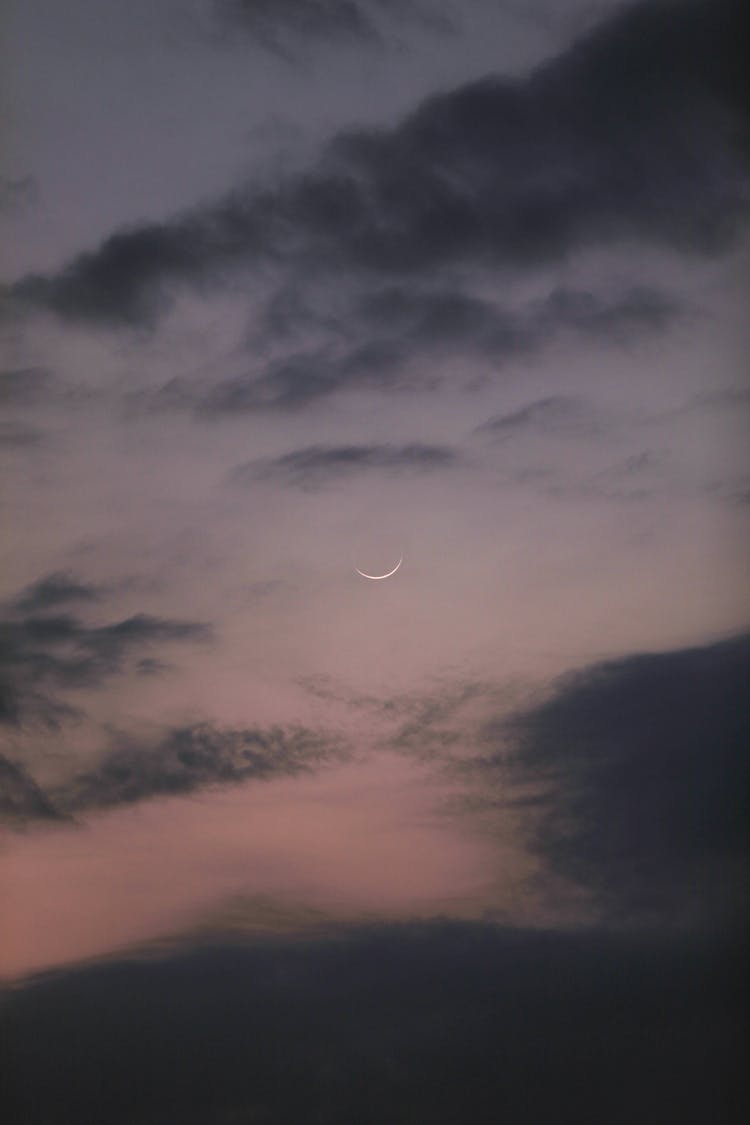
[487,632,750,928]
[13,572,103,614]
[0,421,45,447]
[0,754,68,827]
[200,340,408,414]
[213,0,453,56]
[0,174,38,215]
[0,598,211,727]
[0,367,52,405]
[12,0,746,328]
[476,395,601,439]
[52,721,345,815]
[215,0,383,52]
[236,441,458,488]
[198,283,676,415]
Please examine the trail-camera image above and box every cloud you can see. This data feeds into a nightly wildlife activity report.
[13,572,103,614]
[0,174,38,216]
[0,754,68,827]
[51,721,346,815]
[475,395,601,440]
[214,0,383,52]
[187,282,677,415]
[235,441,458,488]
[3,922,744,1122]
[212,0,452,56]
[0,421,45,447]
[0,592,211,727]
[0,367,52,406]
[11,0,746,327]
[488,632,750,928]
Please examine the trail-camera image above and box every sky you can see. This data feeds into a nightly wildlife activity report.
[1,2,748,1121]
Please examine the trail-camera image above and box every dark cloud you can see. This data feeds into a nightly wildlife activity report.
[0,754,68,827]
[3,923,745,1124]
[13,572,103,614]
[213,0,452,56]
[0,421,45,447]
[476,395,601,439]
[194,283,676,415]
[52,721,345,815]
[12,0,746,327]
[0,174,38,215]
[0,598,211,727]
[487,632,750,928]
[0,368,52,406]
[235,441,458,487]
[215,0,383,52]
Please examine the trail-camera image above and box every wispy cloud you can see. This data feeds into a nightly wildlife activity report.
[51,721,346,816]
[234,442,459,488]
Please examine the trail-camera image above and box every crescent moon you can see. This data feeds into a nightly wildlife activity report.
[354,554,403,581]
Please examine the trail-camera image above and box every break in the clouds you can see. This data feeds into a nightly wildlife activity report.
[482,632,750,929]
[237,441,458,488]
[0,590,210,727]
[11,0,746,329]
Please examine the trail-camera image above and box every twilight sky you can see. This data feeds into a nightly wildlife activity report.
[1,3,748,1119]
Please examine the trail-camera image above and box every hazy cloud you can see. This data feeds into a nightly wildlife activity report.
[12,0,746,327]
[476,395,602,439]
[0,368,52,406]
[194,283,677,415]
[213,0,453,56]
[236,441,458,488]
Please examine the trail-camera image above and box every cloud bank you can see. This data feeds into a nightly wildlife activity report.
[12,0,746,330]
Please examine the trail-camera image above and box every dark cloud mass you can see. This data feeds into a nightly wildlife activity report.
[52,721,345,815]
[12,0,747,327]
[2,924,745,1125]
[490,632,750,928]
[0,593,211,727]
[237,441,458,487]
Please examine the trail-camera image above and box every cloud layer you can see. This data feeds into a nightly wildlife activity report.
[13,0,746,330]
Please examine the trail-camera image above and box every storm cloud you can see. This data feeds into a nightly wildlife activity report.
[12,0,746,327]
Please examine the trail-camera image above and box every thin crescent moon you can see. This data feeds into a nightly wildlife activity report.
[354,554,403,581]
